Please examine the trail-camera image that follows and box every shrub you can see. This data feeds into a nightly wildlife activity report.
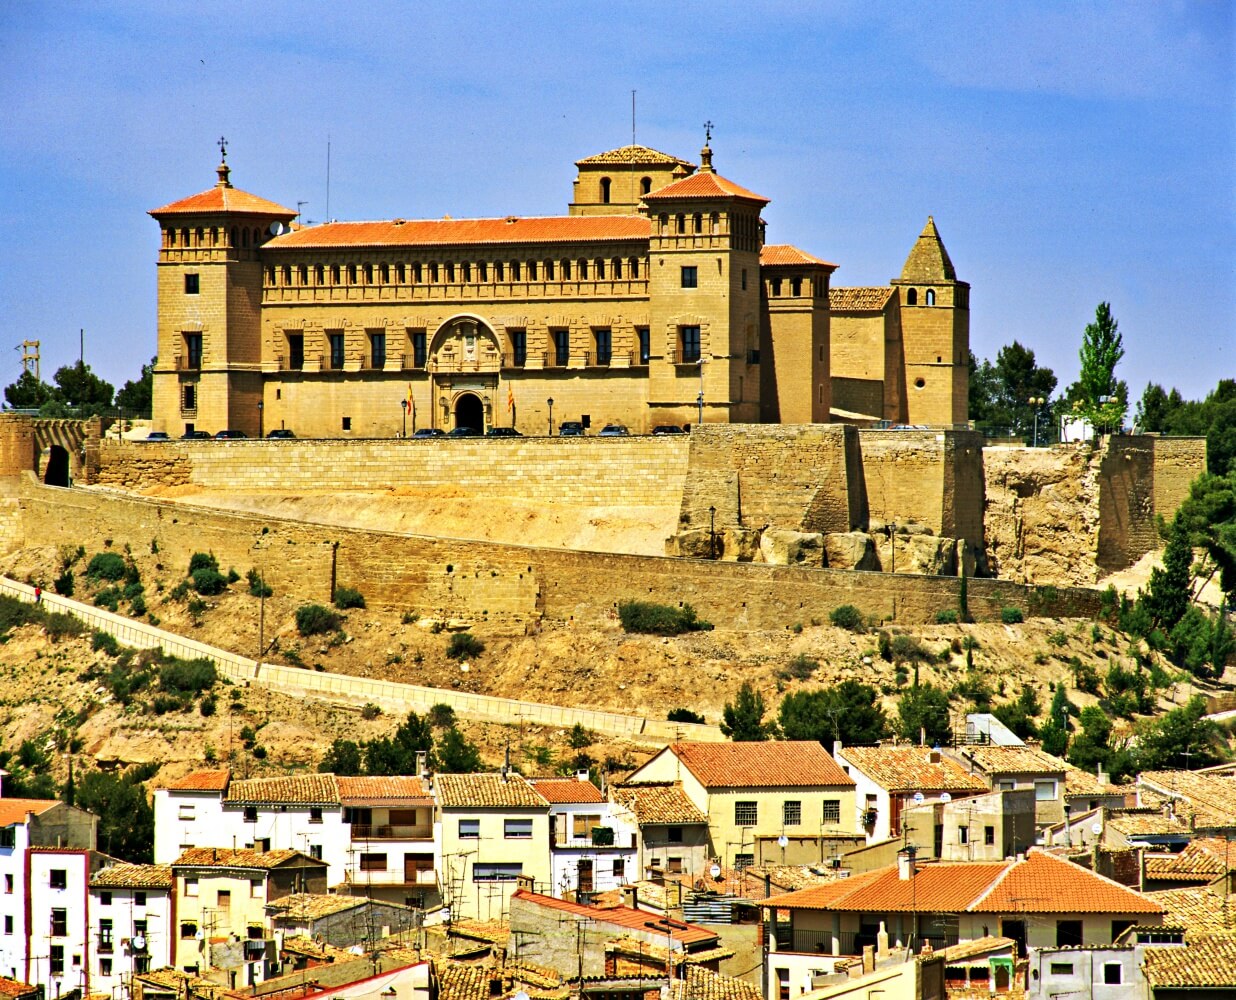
[252,745,267,760]
[92,631,121,656]
[152,694,185,715]
[53,570,74,597]
[188,552,219,575]
[130,594,147,616]
[85,552,126,582]
[199,694,217,717]
[428,703,456,728]
[829,604,865,632]
[617,600,713,635]
[1001,607,1024,625]
[122,581,144,601]
[159,656,217,695]
[296,604,340,636]
[360,703,382,720]
[333,586,366,610]
[568,723,595,749]
[890,634,932,663]
[94,588,121,612]
[446,632,485,660]
[1048,630,1068,648]
[239,725,257,747]
[246,569,272,598]
[42,611,84,641]
[780,653,819,681]
[169,580,190,602]
[878,630,892,661]
[667,707,705,724]
[191,567,227,596]
[934,609,959,625]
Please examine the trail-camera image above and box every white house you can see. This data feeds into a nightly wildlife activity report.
[88,863,173,997]
[529,774,634,898]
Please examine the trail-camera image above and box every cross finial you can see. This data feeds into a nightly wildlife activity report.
[218,136,228,162]
[703,120,714,144]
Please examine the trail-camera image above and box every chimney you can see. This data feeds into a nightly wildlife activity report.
[620,885,638,909]
[928,749,941,765]
[501,744,511,782]
[832,740,843,759]
[576,770,589,782]
[876,920,889,957]
[896,847,917,881]
[416,751,428,779]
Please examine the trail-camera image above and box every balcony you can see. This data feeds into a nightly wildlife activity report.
[428,352,502,374]
[772,927,957,957]
[349,823,433,841]
[174,354,202,371]
[343,868,438,887]
[98,940,114,955]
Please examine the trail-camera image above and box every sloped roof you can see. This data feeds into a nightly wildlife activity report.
[267,215,651,250]
[829,287,895,312]
[1144,884,1236,934]
[642,170,768,205]
[1144,838,1235,881]
[973,850,1161,914]
[266,893,369,919]
[0,978,39,999]
[225,773,340,806]
[666,741,853,789]
[164,769,231,792]
[951,744,1066,776]
[435,773,548,809]
[1062,766,1125,800]
[91,864,173,889]
[838,746,988,793]
[512,890,716,944]
[669,966,760,1000]
[576,145,694,168]
[611,782,708,825]
[1142,933,1236,988]
[1106,808,1194,838]
[336,776,430,804]
[0,798,60,826]
[150,169,295,218]
[173,848,325,870]
[530,777,605,804]
[760,245,837,269]
[1138,771,1236,827]
[437,964,489,1000]
[897,216,956,283]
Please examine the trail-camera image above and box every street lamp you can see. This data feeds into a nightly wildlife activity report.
[257,401,264,438]
[1028,396,1044,448]
[547,397,555,436]
[401,398,407,439]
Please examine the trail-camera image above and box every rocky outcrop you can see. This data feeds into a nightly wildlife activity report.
[759,530,825,567]
[720,526,762,562]
[824,532,880,571]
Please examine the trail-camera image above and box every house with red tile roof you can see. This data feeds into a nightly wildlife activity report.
[756,848,1162,997]
[88,864,175,999]
[624,743,857,871]
[607,782,712,879]
[529,774,635,900]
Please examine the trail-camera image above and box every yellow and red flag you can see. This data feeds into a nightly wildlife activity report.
[506,383,515,413]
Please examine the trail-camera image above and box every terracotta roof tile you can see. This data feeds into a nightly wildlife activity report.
[0,798,60,826]
[173,848,325,870]
[0,978,39,999]
[512,890,716,945]
[225,774,340,805]
[91,864,173,889]
[949,745,1066,776]
[437,964,489,1000]
[435,773,548,809]
[335,776,429,803]
[150,183,296,219]
[1144,839,1236,881]
[1138,771,1236,827]
[666,741,854,789]
[1106,809,1194,838]
[610,783,709,825]
[829,287,895,312]
[642,171,768,205]
[760,245,837,269]
[529,777,605,804]
[266,893,369,920]
[1142,932,1236,988]
[576,145,694,168]
[837,746,989,793]
[936,936,1016,963]
[164,769,231,792]
[974,850,1161,914]
[1144,885,1236,934]
[1062,767,1125,800]
[267,215,650,251]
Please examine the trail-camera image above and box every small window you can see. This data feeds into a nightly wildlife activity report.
[459,819,480,839]
[328,332,345,369]
[341,416,351,432]
[594,329,612,365]
[600,177,612,204]
[925,289,935,305]
[667,826,684,844]
[640,177,652,195]
[50,870,67,889]
[369,332,386,369]
[178,805,195,820]
[733,853,754,870]
[100,958,112,976]
[51,908,67,936]
[411,329,428,368]
[347,264,357,284]
[1103,964,1122,985]
[244,807,258,822]
[958,826,969,844]
[984,825,995,845]
[5,914,16,933]
[791,277,802,296]
[906,288,918,305]
[822,800,841,823]
[666,856,683,874]
[510,330,527,367]
[1056,920,1083,947]
[134,891,146,906]
[98,892,111,906]
[473,863,522,882]
[184,879,198,897]
[1034,780,1058,801]
[359,853,387,872]
[184,274,199,295]
[613,859,625,878]
[572,814,602,839]
[553,329,570,366]
[3,874,11,893]
[50,945,64,975]
[734,801,757,826]
[505,819,533,839]
[250,878,263,897]
[1049,963,1074,976]
[741,268,747,290]
[783,801,801,826]
[309,844,323,860]
[637,327,650,365]
[680,325,701,364]
[181,922,198,940]
[681,266,698,288]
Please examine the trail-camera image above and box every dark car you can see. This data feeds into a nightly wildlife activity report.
[214,429,248,439]
[181,429,210,440]
[652,425,686,435]
[446,426,480,437]
[486,426,522,437]
[146,431,170,441]
[558,421,585,437]
[598,424,630,437]
[267,428,295,439]
[412,427,445,438]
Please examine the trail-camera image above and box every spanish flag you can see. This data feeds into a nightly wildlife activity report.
[506,383,515,414]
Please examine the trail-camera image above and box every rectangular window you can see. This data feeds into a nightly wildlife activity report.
[680,325,701,363]
[667,826,684,844]
[4,914,12,934]
[0,827,14,849]
[505,819,533,839]
[99,892,111,906]
[184,274,199,295]
[553,329,570,366]
[370,332,386,369]
[412,330,428,368]
[681,266,698,288]
[328,332,345,370]
[182,384,197,412]
[100,958,112,977]
[216,889,230,911]
[958,826,969,844]
[593,329,611,365]
[613,859,625,878]
[184,333,202,369]
[134,891,146,906]
[1103,964,1122,985]
[359,853,387,872]
[50,945,64,976]
[287,333,304,370]
[1049,963,1074,976]
[180,922,197,940]
[177,805,195,821]
[510,330,527,367]
[666,857,683,874]
[984,825,995,845]
[309,844,323,860]
[51,908,67,936]
[511,261,521,281]
[243,806,258,822]
[822,800,841,823]
[997,780,1017,792]
[306,806,323,824]
[4,874,11,893]
[473,863,522,882]
[741,268,747,290]
[637,328,650,365]
[50,870,67,890]
[783,801,801,826]
[1056,920,1083,947]
[733,853,754,870]
[572,814,601,839]
[250,879,263,897]
[459,819,480,839]
[734,801,757,826]
[99,919,113,950]
[184,878,198,897]
[1034,780,1058,801]
[134,957,150,974]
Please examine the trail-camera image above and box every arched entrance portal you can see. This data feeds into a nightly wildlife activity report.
[44,445,70,487]
[454,393,484,432]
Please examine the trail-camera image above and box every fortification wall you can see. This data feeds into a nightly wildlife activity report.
[18,476,1100,628]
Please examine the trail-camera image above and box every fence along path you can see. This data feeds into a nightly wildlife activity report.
[2,577,722,744]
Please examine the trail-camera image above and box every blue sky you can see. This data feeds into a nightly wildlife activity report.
[1,1,1231,404]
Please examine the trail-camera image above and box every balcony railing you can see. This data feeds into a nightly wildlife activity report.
[428,353,502,373]
[175,354,202,371]
[344,868,438,886]
[349,823,433,841]
[772,927,958,957]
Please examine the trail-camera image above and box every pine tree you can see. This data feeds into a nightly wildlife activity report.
[721,682,774,741]
[1069,302,1127,432]
[1144,518,1193,632]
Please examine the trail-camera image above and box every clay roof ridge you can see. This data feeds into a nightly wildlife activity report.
[965,856,1018,912]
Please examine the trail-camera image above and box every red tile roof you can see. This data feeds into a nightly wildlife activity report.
[173,848,325,870]
[225,774,339,805]
[829,287,895,312]
[530,777,605,804]
[760,245,837,269]
[150,184,296,218]
[0,977,39,999]
[0,798,60,826]
[642,171,768,205]
[576,145,694,169]
[91,864,174,889]
[435,773,548,809]
[164,769,231,792]
[511,890,716,944]
[666,741,854,789]
[335,776,430,804]
[1144,838,1236,881]
[838,746,989,794]
[1143,932,1236,988]
[610,783,710,825]
[974,851,1162,914]
[267,215,651,250]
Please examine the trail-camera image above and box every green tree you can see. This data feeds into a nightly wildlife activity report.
[52,361,114,412]
[895,683,951,745]
[435,725,483,772]
[0,741,57,798]
[1067,706,1113,771]
[968,343,1057,437]
[318,739,363,775]
[4,370,55,409]
[721,682,775,741]
[778,681,889,747]
[1068,302,1127,432]
[992,685,1040,740]
[363,711,435,775]
[1040,685,1072,757]
[1135,696,1228,771]
[75,767,155,862]
[116,357,155,415]
[1175,471,1236,602]
[1143,518,1194,632]
[1135,383,1180,433]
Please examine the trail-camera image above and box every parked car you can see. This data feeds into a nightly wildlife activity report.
[214,429,248,439]
[558,421,585,437]
[486,426,522,437]
[598,424,630,437]
[447,426,480,437]
[652,425,686,435]
[412,427,445,438]
[145,431,169,440]
[267,428,295,438]
[181,429,210,440]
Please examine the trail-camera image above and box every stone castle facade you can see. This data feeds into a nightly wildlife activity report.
[149,142,968,437]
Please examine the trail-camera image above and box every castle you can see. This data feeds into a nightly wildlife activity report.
[149,141,969,437]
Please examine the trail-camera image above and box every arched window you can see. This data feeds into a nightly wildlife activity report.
[181,227,190,246]
[925,289,936,305]
[348,264,357,284]
[641,177,652,195]
[168,229,177,247]
[600,177,611,204]
[282,265,292,285]
[230,227,238,247]
[315,264,324,285]
[906,288,917,305]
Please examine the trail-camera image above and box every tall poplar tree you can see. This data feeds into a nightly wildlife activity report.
[1068,302,1127,431]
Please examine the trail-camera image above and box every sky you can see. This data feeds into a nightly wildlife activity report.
[0,0,1232,405]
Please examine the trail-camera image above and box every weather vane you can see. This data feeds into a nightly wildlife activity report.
[218,135,228,162]
[703,120,714,144]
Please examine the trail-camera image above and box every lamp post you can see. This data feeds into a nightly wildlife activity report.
[257,401,264,438]
[401,399,407,439]
[1028,396,1044,448]
[547,397,554,436]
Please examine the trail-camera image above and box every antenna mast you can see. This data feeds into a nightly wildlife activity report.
[326,136,332,223]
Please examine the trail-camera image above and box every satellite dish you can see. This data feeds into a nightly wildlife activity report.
[1092,822,1103,835]
[268,221,290,236]
[939,792,952,802]
[777,835,788,848]
[132,934,146,951]
[195,930,204,941]
[912,792,925,804]
[709,864,721,878]
[514,991,531,1000]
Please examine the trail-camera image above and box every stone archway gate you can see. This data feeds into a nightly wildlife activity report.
[0,415,107,486]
